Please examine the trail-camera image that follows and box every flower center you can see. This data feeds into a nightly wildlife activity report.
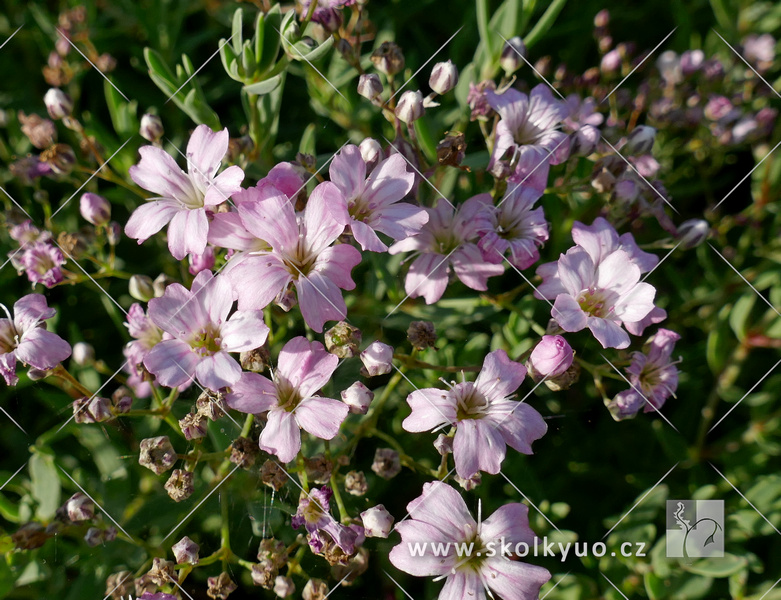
[348,195,374,222]
[576,288,610,318]
[190,324,222,356]
[513,119,545,145]
[275,378,303,412]
[455,384,490,421]
[282,234,317,278]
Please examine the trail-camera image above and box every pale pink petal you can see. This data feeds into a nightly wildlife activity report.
[125,199,180,244]
[129,146,192,199]
[571,217,619,265]
[489,120,516,168]
[587,317,630,349]
[613,282,656,323]
[186,125,229,178]
[617,232,659,272]
[405,481,474,532]
[208,212,261,251]
[387,232,429,254]
[351,219,387,252]
[329,145,366,201]
[596,250,641,294]
[259,409,301,463]
[195,351,242,390]
[479,503,536,546]
[237,186,298,251]
[552,294,588,332]
[402,389,456,432]
[474,349,527,402]
[486,87,529,130]
[276,337,338,397]
[220,310,269,352]
[192,270,233,324]
[483,559,551,600]
[363,153,414,207]
[296,271,347,332]
[453,419,506,478]
[0,351,18,386]
[557,248,595,295]
[143,339,199,387]
[535,260,565,299]
[295,396,348,440]
[15,328,71,370]
[265,163,304,199]
[440,570,486,600]
[389,520,457,576]
[225,372,277,413]
[451,244,505,291]
[313,244,362,289]
[204,165,244,206]
[373,202,429,241]
[405,252,450,304]
[488,400,547,455]
[13,294,55,331]
[230,254,291,311]
[304,182,347,255]
[624,306,666,336]
[148,283,207,338]
[167,207,208,260]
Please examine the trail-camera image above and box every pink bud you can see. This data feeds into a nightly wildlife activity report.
[188,246,215,275]
[360,341,393,377]
[395,90,424,124]
[360,504,394,538]
[341,381,374,414]
[44,88,73,119]
[79,193,111,226]
[529,335,573,379]
[429,60,458,95]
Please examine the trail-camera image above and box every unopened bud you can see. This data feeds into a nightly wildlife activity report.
[74,395,113,423]
[360,341,393,377]
[302,579,329,600]
[594,9,610,28]
[675,219,709,249]
[357,73,383,101]
[500,36,526,74]
[188,246,215,275]
[359,138,382,171]
[106,221,122,245]
[165,469,194,502]
[274,575,296,598]
[172,535,200,565]
[341,381,374,414]
[434,434,453,456]
[429,60,458,95]
[395,90,424,124]
[528,335,574,380]
[325,321,362,358]
[360,504,394,538]
[344,470,368,496]
[129,274,155,302]
[72,341,94,366]
[600,49,622,74]
[153,273,175,297]
[371,448,401,480]
[179,412,207,440]
[138,436,177,475]
[624,125,656,155]
[44,88,73,119]
[370,41,405,76]
[111,387,132,413]
[41,143,76,175]
[207,572,237,599]
[65,492,95,522]
[140,114,164,143]
[543,361,581,391]
[79,192,111,226]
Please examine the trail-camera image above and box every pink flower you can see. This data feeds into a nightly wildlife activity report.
[388,196,504,304]
[329,145,424,252]
[389,481,550,599]
[226,181,362,332]
[486,84,568,173]
[291,486,359,554]
[478,184,548,269]
[122,303,165,398]
[402,349,546,478]
[0,294,71,386]
[608,328,681,419]
[16,241,65,288]
[143,271,269,391]
[125,125,244,260]
[225,337,349,463]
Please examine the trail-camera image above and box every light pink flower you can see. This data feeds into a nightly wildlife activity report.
[329,145,424,252]
[478,184,548,269]
[226,182,362,332]
[389,481,550,599]
[225,337,349,463]
[0,294,71,385]
[291,486,359,554]
[388,196,504,304]
[125,125,245,260]
[402,349,546,478]
[143,270,268,391]
[123,303,165,398]
[16,241,66,288]
[609,328,681,419]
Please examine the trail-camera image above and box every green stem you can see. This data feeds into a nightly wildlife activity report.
[330,469,349,523]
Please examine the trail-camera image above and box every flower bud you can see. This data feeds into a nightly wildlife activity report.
[454,472,481,490]
[429,60,458,95]
[357,73,383,101]
[395,90,424,124]
[12,522,49,550]
[18,111,57,148]
[111,387,132,413]
[624,125,656,155]
[106,221,122,245]
[370,41,405,76]
[165,469,194,502]
[360,504,394,538]
[528,335,574,379]
[344,470,368,496]
[129,274,155,302]
[274,576,296,598]
[359,138,382,171]
[79,192,111,226]
[148,557,177,586]
[139,114,164,143]
[229,436,260,468]
[341,381,374,414]
[325,321,362,358]
[544,361,581,391]
[500,37,526,74]
[675,219,709,249]
[71,341,95,366]
[594,9,610,28]
[26,367,49,380]
[105,571,134,600]
[84,527,105,547]
[360,341,393,377]
[600,49,621,74]
[188,246,215,275]
[591,168,616,193]
[680,49,704,75]
[179,412,207,440]
[41,144,76,174]
[434,434,453,456]
[302,579,329,600]
[407,320,437,350]
[304,454,333,484]
[65,492,95,522]
[74,395,113,423]
[172,535,200,565]
[207,572,237,599]
[44,88,73,119]
[153,274,174,297]
[371,447,401,479]
[138,436,177,475]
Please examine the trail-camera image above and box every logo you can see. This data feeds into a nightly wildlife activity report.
[666,499,724,558]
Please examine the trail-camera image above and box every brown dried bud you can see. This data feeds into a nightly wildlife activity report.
[240,346,271,373]
[229,436,260,469]
[57,231,87,258]
[105,571,133,599]
[274,575,296,597]
[196,390,227,421]
[41,143,76,175]
[344,470,368,496]
[165,469,194,502]
[302,578,330,600]
[543,361,581,391]
[407,320,437,350]
[207,572,238,599]
[260,460,288,491]
[436,133,466,168]
[331,546,369,584]
[324,321,362,358]
[134,573,157,597]
[147,557,177,586]
[251,560,277,588]
[370,41,405,76]
[179,412,207,440]
[12,522,49,550]
[139,436,177,475]
[304,454,333,484]
[18,111,57,148]
[371,448,401,480]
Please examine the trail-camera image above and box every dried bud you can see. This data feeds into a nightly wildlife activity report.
[429,60,458,95]
[12,522,49,550]
[360,504,394,538]
[26,367,49,380]
[129,274,155,302]
[139,436,177,475]
[407,320,437,349]
[324,321,362,358]
[153,273,175,297]
[500,36,526,74]
[18,111,57,148]
[543,361,581,391]
[165,469,194,502]
[140,114,164,143]
[44,88,73,119]
[71,341,94,366]
[675,219,709,249]
[229,436,260,468]
[105,571,134,600]
[357,73,383,101]
[134,573,157,596]
[111,387,132,413]
[434,434,453,456]
[65,492,95,522]
[528,335,574,380]
[395,90,424,124]
[172,535,200,565]
[302,578,329,600]
[436,132,466,168]
[359,138,382,171]
[341,381,374,414]
[96,53,117,72]
[41,144,76,175]
[79,192,111,226]
[331,546,369,584]
[371,447,401,479]
[196,390,227,421]
[274,575,296,598]
[106,221,122,245]
[258,537,288,568]
[207,572,237,599]
[179,412,207,440]
[261,460,288,491]
[304,454,334,484]
[360,341,393,377]
[591,168,616,194]
[147,557,177,586]
[370,41,405,76]
[240,346,270,372]
[57,231,87,258]
[454,472,482,490]
[624,125,656,155]
[251,560,277,588]
[84,527,104,547]
[344,470,368,496]
[73,395,113,423]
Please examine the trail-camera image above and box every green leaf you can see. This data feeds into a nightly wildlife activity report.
[220,39,242,82]
[476,0,497,61]
[29,453,60,521]
[231,7,244,55]
[0,556,14,599]
[258,4,283,75]
[254,11,265,65]
[729,294,756,341]
[524,0,569,49]
[299,123,316,156]
[104,79,138,137]
[143,47,177,86]
[242,40,256,78]
[680,553,747,578]
[242,74,283,96]
[644,571,666,600]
